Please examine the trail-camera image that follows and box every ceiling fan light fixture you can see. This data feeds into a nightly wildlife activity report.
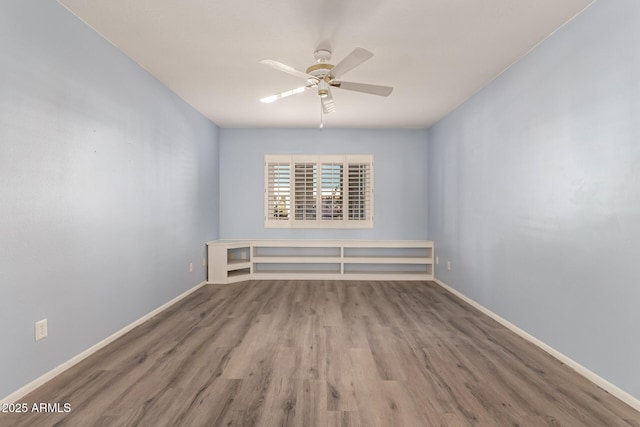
[317,79,330,98]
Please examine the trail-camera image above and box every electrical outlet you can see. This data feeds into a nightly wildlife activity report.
[435,256,439,264]
[189,262,194,273]
[202,257,206,267]
[35,319,48,341]
[447,261,451,271]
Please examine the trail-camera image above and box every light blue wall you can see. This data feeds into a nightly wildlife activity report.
[428,0,640,398]
[219,128,429,240]
[0,1,220,399]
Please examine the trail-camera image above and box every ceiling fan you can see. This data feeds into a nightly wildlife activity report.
[259,48,393,116]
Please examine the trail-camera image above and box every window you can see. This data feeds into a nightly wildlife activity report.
[265,155,373,228]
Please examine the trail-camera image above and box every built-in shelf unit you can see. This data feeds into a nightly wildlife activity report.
[206,240,433,284]
[206,241,252,284]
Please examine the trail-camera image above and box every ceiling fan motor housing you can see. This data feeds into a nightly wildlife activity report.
[306,49,335,81]
[306,63,334,80]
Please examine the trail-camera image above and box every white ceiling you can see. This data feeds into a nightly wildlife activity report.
[58,0,593,128]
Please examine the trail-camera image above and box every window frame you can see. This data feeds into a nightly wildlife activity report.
[264,154,374,229]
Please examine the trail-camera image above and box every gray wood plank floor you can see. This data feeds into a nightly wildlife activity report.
[2,280,639,426]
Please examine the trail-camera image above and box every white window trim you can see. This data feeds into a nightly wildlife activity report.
[265,154,374,229]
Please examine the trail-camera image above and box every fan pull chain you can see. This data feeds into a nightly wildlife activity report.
[319,101,324,129]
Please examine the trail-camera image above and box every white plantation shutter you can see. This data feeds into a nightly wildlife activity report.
[266,162,290,221]
[347,162,372,221]
[320,163,343,221]
[294,163,317,220]
[265,155,373,228]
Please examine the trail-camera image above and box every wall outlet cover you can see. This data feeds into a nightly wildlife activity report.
[35,319,48,341]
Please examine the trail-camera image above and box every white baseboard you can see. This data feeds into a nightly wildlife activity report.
[1,281,207,405]
[433,278,640,413]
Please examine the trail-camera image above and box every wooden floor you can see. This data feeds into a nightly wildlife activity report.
[3,280,639,426]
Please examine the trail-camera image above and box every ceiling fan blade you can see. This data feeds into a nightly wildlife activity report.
[321,88,336,114]
[260,85,311,103]
[330,48,373,78]
[331,81,393,96]
[260,59,316,81]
